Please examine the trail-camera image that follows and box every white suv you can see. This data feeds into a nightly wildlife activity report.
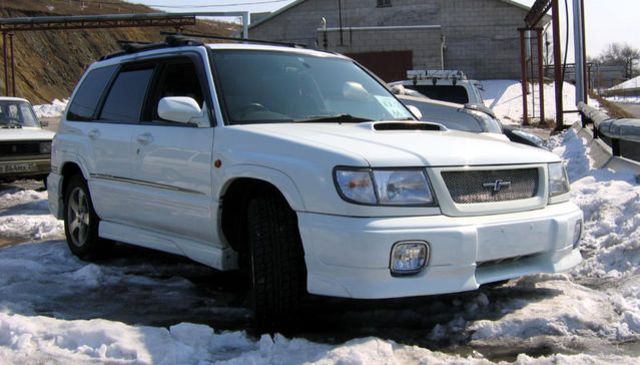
[48,37,583,327]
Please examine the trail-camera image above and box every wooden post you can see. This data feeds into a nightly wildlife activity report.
[519,28,529,126]
[536,27,545,124]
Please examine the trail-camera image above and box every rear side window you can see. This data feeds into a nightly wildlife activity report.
[100,67,154,123]
[67,65,116,121]
[408,85,470,104]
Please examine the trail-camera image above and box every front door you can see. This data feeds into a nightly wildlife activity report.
[127,55,216,244]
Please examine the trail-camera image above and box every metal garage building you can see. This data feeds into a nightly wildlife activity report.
[249,0,547,81]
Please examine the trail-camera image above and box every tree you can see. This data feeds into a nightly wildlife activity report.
[597,42,640,78]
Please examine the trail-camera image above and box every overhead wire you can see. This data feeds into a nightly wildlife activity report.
[49,0,291,8]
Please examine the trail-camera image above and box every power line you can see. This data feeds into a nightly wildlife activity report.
[47,0,290,9]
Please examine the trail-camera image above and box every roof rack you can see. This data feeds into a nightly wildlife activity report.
[99,35,204,61]
[160,31,307,49]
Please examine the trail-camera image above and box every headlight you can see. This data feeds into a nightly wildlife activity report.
[334,168,436,206]
[465,109,503,134]
[39,141,52,154]
[548,162,570,197]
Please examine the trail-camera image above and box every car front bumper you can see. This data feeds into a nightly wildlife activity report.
[298,201,583,299]
[0,157,50,180]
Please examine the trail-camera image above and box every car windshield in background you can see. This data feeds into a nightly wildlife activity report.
[0,100,39,128]
[401,99,484,133]
[211,51,413,125]
[406,85,469,104]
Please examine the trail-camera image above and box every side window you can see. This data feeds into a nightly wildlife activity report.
[150,59,206,122]
[100,67,154,123]
[67,65,116,121]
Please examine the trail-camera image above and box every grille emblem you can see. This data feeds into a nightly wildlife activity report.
[483,179,512,192]
[11,145,17,153]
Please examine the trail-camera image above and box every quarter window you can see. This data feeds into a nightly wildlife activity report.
[100,67,154,123]
[67,65,116,121]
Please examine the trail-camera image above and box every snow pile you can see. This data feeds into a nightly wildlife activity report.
[606,95,640,104]
[609,76,640,91]
[0,189,63,241]
[33,98,68,118]
[480,80,592,125]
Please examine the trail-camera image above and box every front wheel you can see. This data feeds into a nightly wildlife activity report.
[63,175,110,259]
[247,195,306,329]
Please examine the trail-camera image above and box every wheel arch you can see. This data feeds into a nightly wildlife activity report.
[218,169,304,254]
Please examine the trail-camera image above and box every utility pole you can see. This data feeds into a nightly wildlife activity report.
[573,0,587,104]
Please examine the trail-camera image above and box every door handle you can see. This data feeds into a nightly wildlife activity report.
[88,129,100,140]
[136,132,154,145]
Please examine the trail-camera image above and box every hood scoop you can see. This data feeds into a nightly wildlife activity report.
[367,121,446,132]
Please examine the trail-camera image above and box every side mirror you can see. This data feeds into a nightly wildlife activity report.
[407,105,423,120]
[157,97,203,124]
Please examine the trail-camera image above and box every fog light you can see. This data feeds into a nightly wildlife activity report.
[573,220,583,249]
[390,241,429,275]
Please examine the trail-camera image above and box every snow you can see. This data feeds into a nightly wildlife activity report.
[609,76,640,91]
[605,95,640,104]
[480,80,594,126]
[33,98,68,118]
[2,129,640,363]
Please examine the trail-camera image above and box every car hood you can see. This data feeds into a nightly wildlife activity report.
[231,122,559,167]
[0,127,55,142]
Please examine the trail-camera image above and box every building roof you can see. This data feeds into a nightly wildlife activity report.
[249,0,537,29]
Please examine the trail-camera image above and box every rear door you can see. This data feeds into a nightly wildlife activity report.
[86,63,156,223]
[127,54,216,244]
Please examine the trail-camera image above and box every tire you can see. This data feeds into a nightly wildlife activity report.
[247,195,306,329]
[63,175,110,259]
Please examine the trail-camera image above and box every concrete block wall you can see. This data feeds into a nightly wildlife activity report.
[318,27,443,71]
[250,0,537,79]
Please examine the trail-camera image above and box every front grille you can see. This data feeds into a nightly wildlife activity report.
[0,142,40,156]
[441,168,539,204]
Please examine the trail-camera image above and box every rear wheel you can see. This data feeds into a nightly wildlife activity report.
[63,175,110,259]
[247,195,306,329]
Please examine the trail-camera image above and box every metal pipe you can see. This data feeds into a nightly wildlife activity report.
[9,33,15,96]
[241,11,249,38]
[572,0,586,104]
[519,29,529,126]
[536,27,545,123]
[580,0,588,101]
[338,0,343,46]
[552,0,564,131]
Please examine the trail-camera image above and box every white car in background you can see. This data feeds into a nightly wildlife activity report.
[389,69,484,105]
[48,37,583,328]
[0,97,54,186]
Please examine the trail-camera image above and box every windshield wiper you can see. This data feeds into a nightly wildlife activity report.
[293,114,373,124]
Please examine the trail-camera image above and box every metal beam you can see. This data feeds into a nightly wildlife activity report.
[525,0,552,27]
[0,12,250,34]
[551,0,564,130]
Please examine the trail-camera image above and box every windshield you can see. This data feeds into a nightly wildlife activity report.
[0,100,39,127]
[211,50,413,125]
[401,99,484,133]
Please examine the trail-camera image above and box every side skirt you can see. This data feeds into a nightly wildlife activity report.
[99,221,238,270]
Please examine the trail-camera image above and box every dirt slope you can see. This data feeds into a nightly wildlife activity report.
[0,0,237,103]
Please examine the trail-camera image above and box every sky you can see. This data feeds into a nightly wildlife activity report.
[128,0,640,58]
